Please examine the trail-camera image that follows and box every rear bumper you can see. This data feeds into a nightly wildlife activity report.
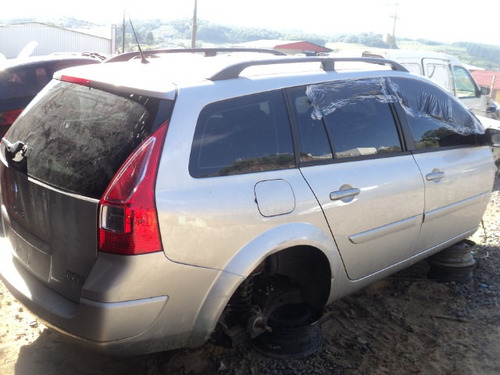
[0,237,232,354]
[0,240,167,339]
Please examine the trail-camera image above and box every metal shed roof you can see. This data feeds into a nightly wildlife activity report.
[0,22,112,59]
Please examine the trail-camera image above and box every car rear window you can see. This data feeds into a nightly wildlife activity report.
[0,59,99,100]
[0,67,43,99]
[4,80,169,199]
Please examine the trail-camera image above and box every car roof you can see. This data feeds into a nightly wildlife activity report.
[54,51,412,99]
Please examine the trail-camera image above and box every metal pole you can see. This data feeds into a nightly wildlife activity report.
[122,9,126,53]
[191,0,198,49]
[391,3,398,49]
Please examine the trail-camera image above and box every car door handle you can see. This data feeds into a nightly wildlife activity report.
[426,170,445,181]
[330,187,360,201]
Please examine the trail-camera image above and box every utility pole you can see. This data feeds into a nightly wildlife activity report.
[390,3,399,49]
[122,9,126,53]
[191,0,198,48]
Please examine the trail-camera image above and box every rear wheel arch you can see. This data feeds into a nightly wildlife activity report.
[223,222,338,312]
[191,224,339,346]
[207,245,332,347]
[258,246,332,310]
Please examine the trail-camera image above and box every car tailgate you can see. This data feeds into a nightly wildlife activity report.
[1,166,98,303]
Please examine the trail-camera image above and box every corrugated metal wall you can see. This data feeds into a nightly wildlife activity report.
[0,23,112,59]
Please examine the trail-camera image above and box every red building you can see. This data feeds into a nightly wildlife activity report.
[471,70,500,102]
[272,41,332,56]
[235,40,332,56]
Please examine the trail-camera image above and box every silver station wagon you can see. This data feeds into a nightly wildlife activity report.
[0,49,498,356]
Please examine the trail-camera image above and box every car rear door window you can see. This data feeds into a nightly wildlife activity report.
[289,79,403,163]
[287,87,333,164]
[189,90,295,177]
[323,99,402,159]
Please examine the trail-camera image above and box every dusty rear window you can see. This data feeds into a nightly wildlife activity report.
[4,80,166,199]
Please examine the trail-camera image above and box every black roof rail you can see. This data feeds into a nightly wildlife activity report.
[81,52,107,61]
[105,48,286,63]
[208,57,408,81]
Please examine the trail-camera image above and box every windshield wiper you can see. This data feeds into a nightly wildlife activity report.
[3,139,26,156]
[2,139,28,171]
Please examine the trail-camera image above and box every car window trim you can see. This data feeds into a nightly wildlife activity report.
[297,149,413,167]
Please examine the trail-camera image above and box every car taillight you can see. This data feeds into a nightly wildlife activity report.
[98,122,168,255]
[61,75,91,87]
[0,108,24,126]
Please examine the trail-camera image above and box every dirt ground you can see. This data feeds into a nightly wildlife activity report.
[1,179,499,375]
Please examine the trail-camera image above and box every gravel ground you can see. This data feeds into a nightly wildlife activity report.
[1,174,499,375]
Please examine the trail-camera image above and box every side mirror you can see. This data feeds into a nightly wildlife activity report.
[484,128,500,164]
[492,133,500,147]
[480,86,491,96]
[486,128,500,146]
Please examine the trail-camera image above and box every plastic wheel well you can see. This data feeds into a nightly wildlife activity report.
[254,245,331,310]
[214,246,331,346]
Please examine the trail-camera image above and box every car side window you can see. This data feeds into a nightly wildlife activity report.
[0,67,41,98]
[34,67,51,89]
[189,90,295,178]
[287,87,333,164]
[453,66,478,98]
[423,59,452,92]
[289,80,402,162]
[390,77,482,150]
[400,63,422,76]
[323,98,402,159]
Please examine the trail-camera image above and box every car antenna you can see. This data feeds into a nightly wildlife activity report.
[128,17,149,64]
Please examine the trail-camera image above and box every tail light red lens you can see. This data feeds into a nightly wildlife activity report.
[61,75,91,87]
[98,123,168,255]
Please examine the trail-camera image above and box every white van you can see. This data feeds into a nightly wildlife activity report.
[350,50,492,118]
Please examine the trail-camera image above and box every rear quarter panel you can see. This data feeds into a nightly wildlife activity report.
[154,82,340,274]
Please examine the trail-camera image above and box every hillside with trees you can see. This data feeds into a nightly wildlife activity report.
[110,18,500,69]
[5,16,500,69]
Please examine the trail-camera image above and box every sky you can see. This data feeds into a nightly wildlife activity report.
[2,0,500,47]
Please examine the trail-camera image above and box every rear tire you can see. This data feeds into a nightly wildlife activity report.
[253,303,323,359]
